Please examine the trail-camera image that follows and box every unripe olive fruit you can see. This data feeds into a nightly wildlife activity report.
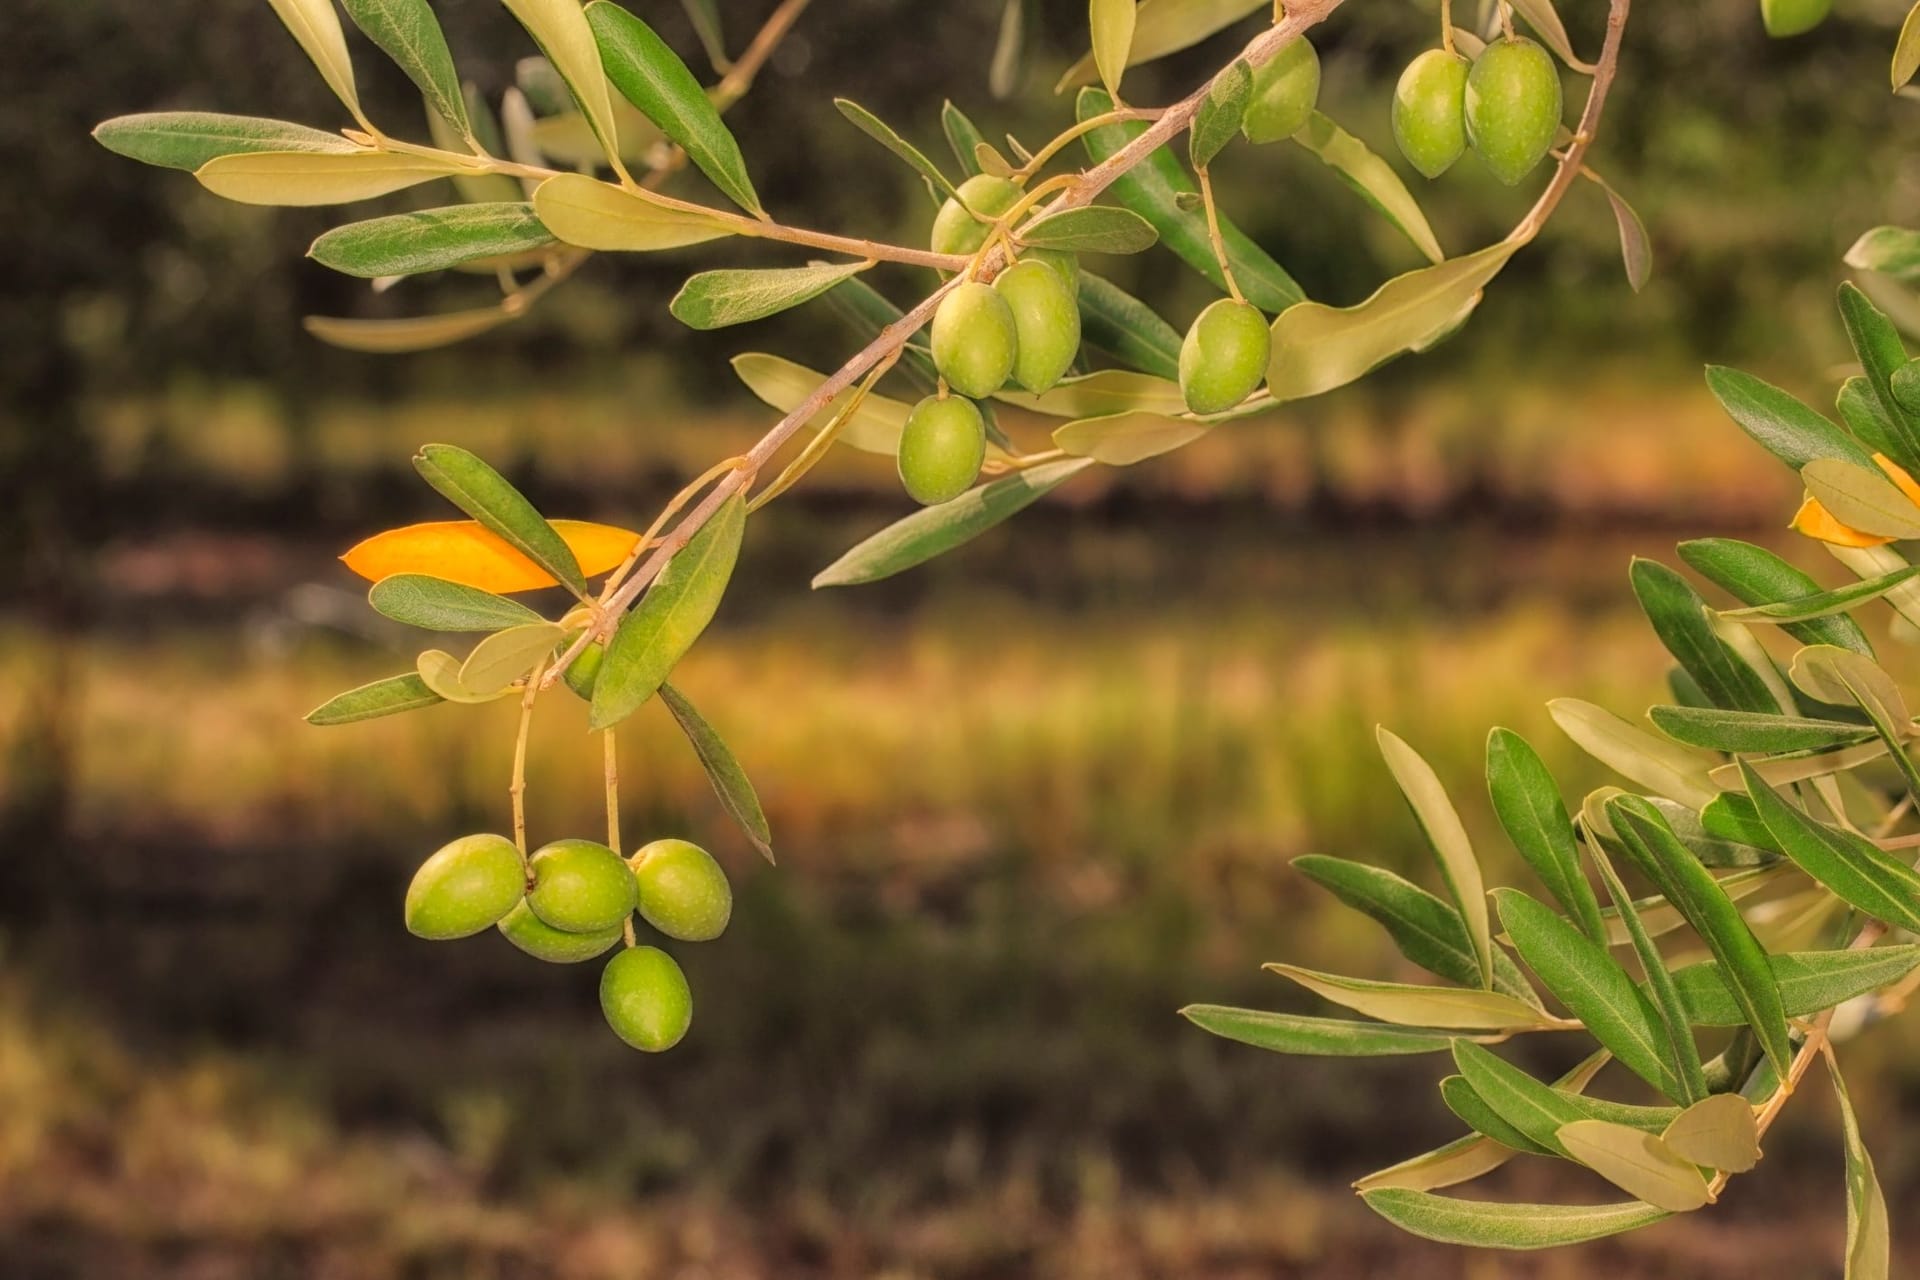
[497,900,624,963]
[1761,0,1831,37]
[932,281,1018,399]
[1024,247,1080,292]
[1392,49,1470,179]
[526,838,638,934]
[563,636,604,700]
[1894,359,1920,413]
[995,259,1081,394]
[1464,38,1562,187]
[1242,38,1321,144]
[1179,299,1270,416]
[898,395,987,506]
[600,945,692,1052]
[930,174,1022,257]
[404,833,526,940]
[630,838,733,942]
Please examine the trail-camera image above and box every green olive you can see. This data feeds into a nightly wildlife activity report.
[526,838,638,934]
[1391,49,1470,179]
[995,259,1081,394]
[600,945,693,1052]
[562,635,604,700]
[630,838,733,942]
[897,395,986,506]
[497,900,624,962]
[1024,247,1080,293]
[930,174,1022,257]
[1178,299,1270,416]
[932,281,1018,399]
[1464,37,1562,187]
[1760,0,1831,36]
[1242,38,1321,144]
[404,833,525,940]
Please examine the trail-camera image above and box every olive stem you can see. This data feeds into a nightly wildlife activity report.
[1440,0,1455,54]
[1507,0,1630,246]
[509,657,545,874]
[1498,1,1516,40]
[711,0,814,111]
[749,349,903,513]
[1195,165,1245,304]
[1011,107,1163,182]
[603,728,621,858]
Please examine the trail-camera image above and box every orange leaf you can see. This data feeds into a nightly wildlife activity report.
[1790,497,1893,549]
[342,519,641,592]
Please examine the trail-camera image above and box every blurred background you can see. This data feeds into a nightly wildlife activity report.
[7,0,1920,1275]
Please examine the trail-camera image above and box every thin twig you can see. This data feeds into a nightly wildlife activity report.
[1196,166,1243,303]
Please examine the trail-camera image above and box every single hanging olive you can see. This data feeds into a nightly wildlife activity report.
[1392,49,1470,179]
[1760,0,1831,37]
[497,900,625,963]
[526,837,638,933]
[631,838,734,942]
[1242,38,1321,144]
[600,945,693,1052]
[1179,299,1270,416]
[932,281,1018,398]
[930,174,1022,257]
[1464,37,1562,187]
[995,259,1081,393]
[898,395,987,506]
[404,833,526,940]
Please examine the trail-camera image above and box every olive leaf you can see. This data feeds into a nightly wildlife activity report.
[1590,844,1710,1105]
[591,494,747,730]
[678,0,727,73]
[1828,1054,1893,1280]
[305,672,445,725]
[670,261,873,330]
[1188,60,1251,170]
[1717,566,1920,625]
[1580,168,1652,292]
[309,203,555,278]
[1660,1094,1759,1172]
[941,100,990,177]
[1703,366,1878,473]
[368,574,544,631]
[731,353,913,454]
[1679,538,1874,656]
[1450,1041,1680,1157]
[1672,948,1920,1027]
[1360,1190,1669,1250]
[1376,729,1493,989]
[1741,762,1920,933]
[1632,557,1785,713]
[1263,965,1554,1031]
[195,150,466,207]
[1836,282,1920,475]
[1801,458,1920,538]
[1078,272,1184,380]
[1440,1075,1549,1154]
[813,459,1094,587]
[460,621,568,694]
[1846,226,1920,282]
[303,308,518,353]
[1089,0,1136,102]
[340,0,469,137]
[1018,206,1159,254]
[1556,1121,1711,1213]
[532,173,735,251]
[833,99,958,200]
[1647,706,1872,754]
[416,649,513,703]
[1485,728,1607,945]
[1507,0,1596,72]
[412,443,587,596]
[586,2,762,216]
[267,0,364,123]
[1352,1132,1517,1194]
[93,113,357,171]
[1179,1006,1479,1056]
[1548,697,1719,811]
[1291,112,1443,264]
[1052,411,1206,465]
[1056,0,1265,91]
[660,683,773,862]
[500,0,625,169]
[998,369,1186,418]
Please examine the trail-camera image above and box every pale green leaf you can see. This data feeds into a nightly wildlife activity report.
[305,671,445,724]
[670,261,872,330]
[731,353,912,455]
[1180,1006,1477,1056]
[368,574,544,631]
[267,0,364,123]
[195,150,465,206]
[1018,205,1159,254]
[1548,697,1720,811]
[997,369,1186,418]
[460,621,567,694]
[1895,5,1920,91]
[531,173,734,251]
[1556,1121,1711,1213]
[1263,965,1553,1031]
[500,0,624,170]
[1846,225,1920,281]
[340,0,469,136]
[1828,1054,1892,1280]
[1660,1094,1759,1172]
[1508,0,1596,72]
[1802,458,1920,538]
[1377,728,1492,989]
[660,682,772,862]
[309,203,555,278]
[1361,1189,1669,1249]
[1291,112,1443,264]
[303,307,515,353]
[1052,411,1206,465]
[1090,0,1136,102]
[1056,0,1264,90]
[415,649,512,703]
[93,112,356,172]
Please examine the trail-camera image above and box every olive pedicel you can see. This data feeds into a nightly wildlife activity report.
[1463,37,1562,187]
[497,899,625,962]
[631,838,734,942]
[932,280,1018,398]
[600,945,694,1052]
[526,837,640,934]
[1392,49,1470,179]
[995,259,1081,394]
[897,395,987,506]
[1242,37,1321,144]
[930,173,1022,257]
[1179,299,1270,416]
[404,833,526,940]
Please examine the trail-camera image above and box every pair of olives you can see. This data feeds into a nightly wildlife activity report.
[403,832,733,1052]
[1392,36,1562,186]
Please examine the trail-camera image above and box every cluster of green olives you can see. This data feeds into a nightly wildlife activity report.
[404,831,732,1052]
[1391,36,1562,186]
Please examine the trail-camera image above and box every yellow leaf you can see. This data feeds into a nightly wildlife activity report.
[1790,496,1892,549]
[196,150,466,206]
[344,519,640,592]
[532,174,735,252]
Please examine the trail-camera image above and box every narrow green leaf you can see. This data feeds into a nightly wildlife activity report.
[1671,947,1920,1027]
[1647,797,1782,868]
[460,621,568,694]
[1291,111,1444,264]
[678,0,727,72]
[1495,888,1683,1097]
[1828,1053,1892,1280]
[1837,282,1920,475]
[1361,1189,1669,1249]
[341,0,469,137]
[1056,0,1266,89]
[368,574,544,631]
[1632,558,1780,713]
[998,369,1186,419]
[1698,792,1780,851]
[813,459,1093,588]
[1548,697,1720,811]
[1594,867,1787,948]
[591,494,746,730]
[1681,538,1874,657]
[1440,1075,1552,1154]
[587,2,762,216]
[1264,965,1551,1031]
[940,100,989,178]
[1830,543,1920,634]
[1741,762,1920,933]
[670,261,872,330]
[833,98,957,200]
[1188,60,1251,170]
[1661,1093,1759,1172]
[309,203,555,278]
[1556,1120,1712,1213]
[1089,0,1136,102]
[1838,375,1905,462]
[1180,1006,1474,1056]
[500,0,625,172]
[1018,205,1159,254]
[1266,242,1520,403]
[1719,567,1920,626]
[1377,728,1492,989]
[1078,272,1184,380]
[1590,845,1709,1104]
[1077,87,1303,312]
[412,443,585,596]
[1704,366,1878,474]
[305,672,444,724]
[1648,706,1873,755]
[1585,168,1651,291]
[93,113,356,172]
[1846,225,1920,280]
[1795,645,1920,802]
[267,0,364,123]
[660,682,773,862]
[1452,1040,1680,1158]
[1352,1130,1516,1193]
[1486,728,1608,945]
[531,173,735,251]
[1802,458,1920,538]
[195,150,464,207]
